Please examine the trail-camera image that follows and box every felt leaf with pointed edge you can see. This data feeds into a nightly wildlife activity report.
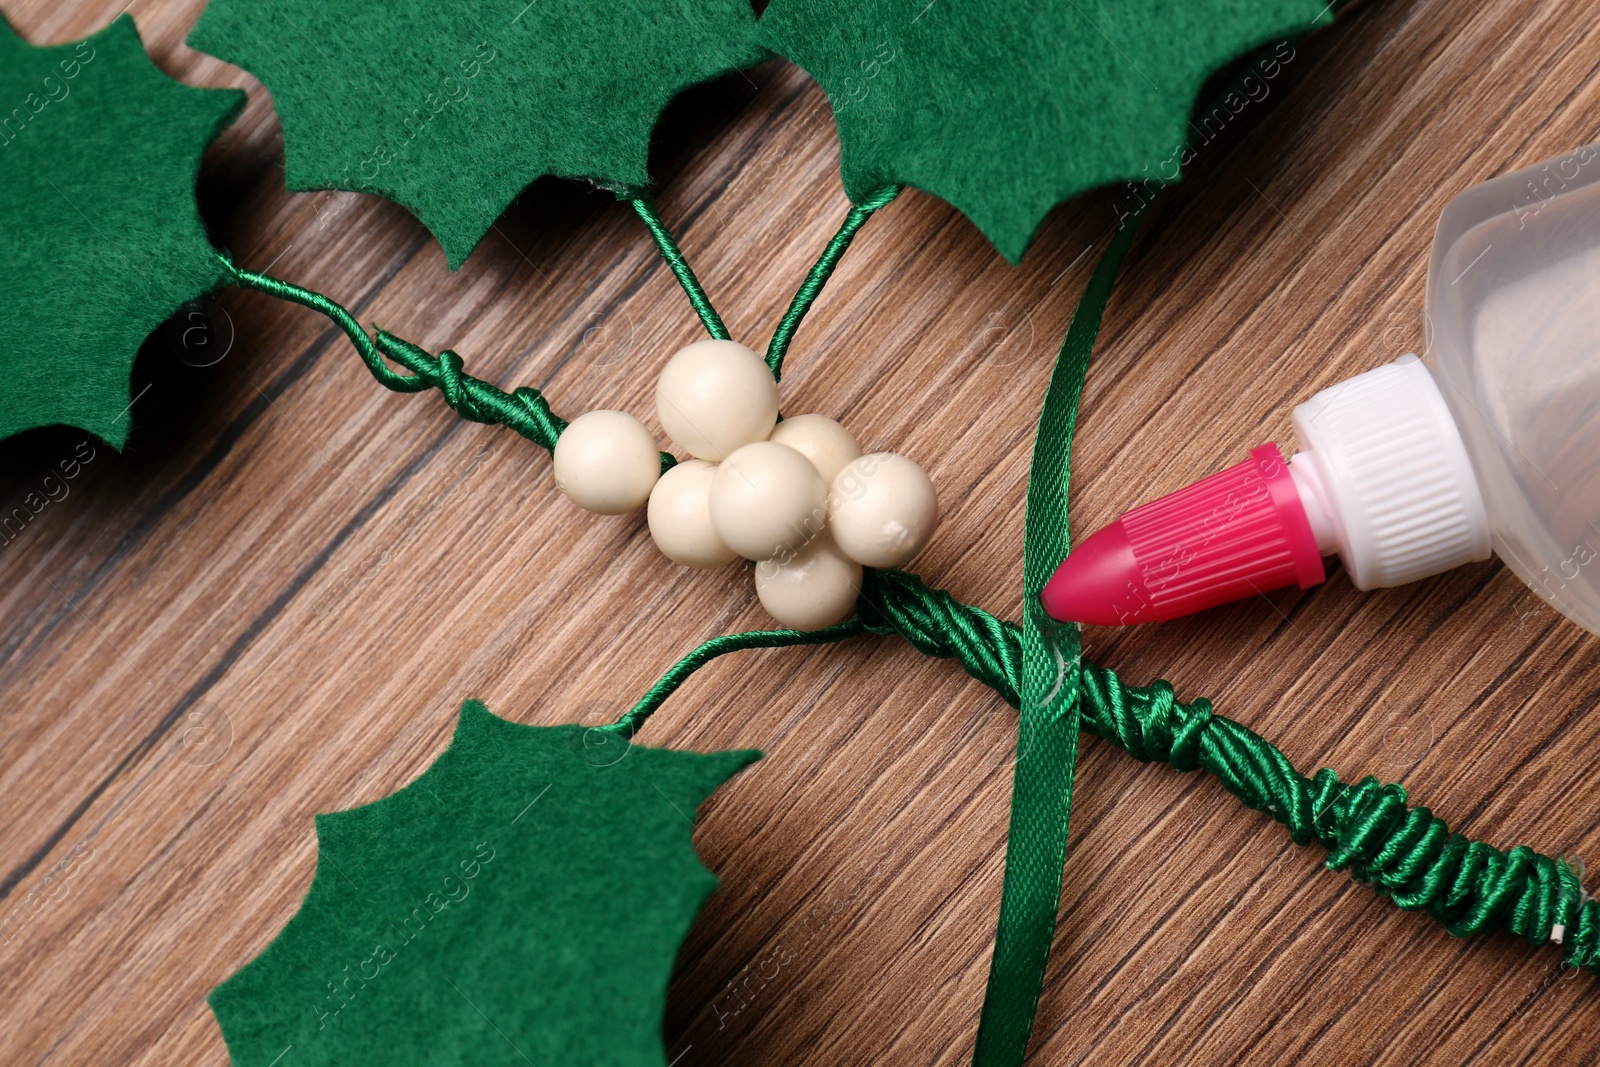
[209,700,759,1067]
[188,0,767,270]
[0,15,243,448]
[758,0,1331,263]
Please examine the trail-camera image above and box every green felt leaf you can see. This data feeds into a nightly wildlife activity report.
[0,15,243,448]
[188,0,767,269]
[758,0,1331,262]
[210,701,759,1067]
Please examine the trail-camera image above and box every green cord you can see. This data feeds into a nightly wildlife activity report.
[614,567,1600,976]
[222,183,904,466]
[221,254,676,473]
[762,185,901,379]
[628,197,731,342]
[602,619,870,741]
[631,186,902,380]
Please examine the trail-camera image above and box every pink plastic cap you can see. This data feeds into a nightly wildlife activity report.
[1041,444,1326,625]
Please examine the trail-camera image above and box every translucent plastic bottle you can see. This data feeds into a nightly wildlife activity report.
[1042,142,1600,636]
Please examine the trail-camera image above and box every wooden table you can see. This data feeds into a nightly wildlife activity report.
[4,0,1598,1062]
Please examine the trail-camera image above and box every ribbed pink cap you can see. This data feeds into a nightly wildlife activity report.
[1041,444,1325,625]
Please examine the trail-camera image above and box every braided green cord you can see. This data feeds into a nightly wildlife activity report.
[763,185,901,379]
[221,254,676,472]
[614,567,1600,975]
[628,197,731,341]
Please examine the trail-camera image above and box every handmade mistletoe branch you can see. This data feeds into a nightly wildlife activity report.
[8,4,1580,1064]
[222,193,1599,983]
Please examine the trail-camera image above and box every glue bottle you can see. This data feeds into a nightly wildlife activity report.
[1042,143,1600,637]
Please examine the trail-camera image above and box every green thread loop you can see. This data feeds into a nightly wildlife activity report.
[615,566,1600,976]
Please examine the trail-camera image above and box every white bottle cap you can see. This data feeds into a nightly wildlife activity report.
[1287,354,1490,590]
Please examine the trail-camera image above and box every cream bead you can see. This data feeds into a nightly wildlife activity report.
[769,414,862,486]
[655,339,779,461]
[647,459,737,567]
[828,452,939,567]
[551,410,661,515]
[708,442,827,560]
[755,535,863,630]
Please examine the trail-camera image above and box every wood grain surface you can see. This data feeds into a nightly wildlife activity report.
[4,1,1600,1063]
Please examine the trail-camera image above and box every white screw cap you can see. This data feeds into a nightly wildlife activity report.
[1289,354,1490,589]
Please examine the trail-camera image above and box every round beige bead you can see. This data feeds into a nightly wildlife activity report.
[655,339,779,461]
[708,442,826,560]
[769,414,862,486]
[552,410,661,515]
[755,535,863,630]
[828,452,939,567]
[647,459,737,567]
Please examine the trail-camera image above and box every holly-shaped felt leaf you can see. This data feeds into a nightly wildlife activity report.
[188,0,767,269]
[759,0,1331,262]
[210,700,758,1067]
[0,15,243,448]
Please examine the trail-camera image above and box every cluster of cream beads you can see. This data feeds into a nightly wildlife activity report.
[552,339,938,629]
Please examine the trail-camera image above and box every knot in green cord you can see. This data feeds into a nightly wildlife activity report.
[1078,668,1213,771]
[431,350,493,424]
[371,331,575,451]
[1325,775,1414,875]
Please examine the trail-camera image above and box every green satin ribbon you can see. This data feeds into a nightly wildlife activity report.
[973,206,1149,1065]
